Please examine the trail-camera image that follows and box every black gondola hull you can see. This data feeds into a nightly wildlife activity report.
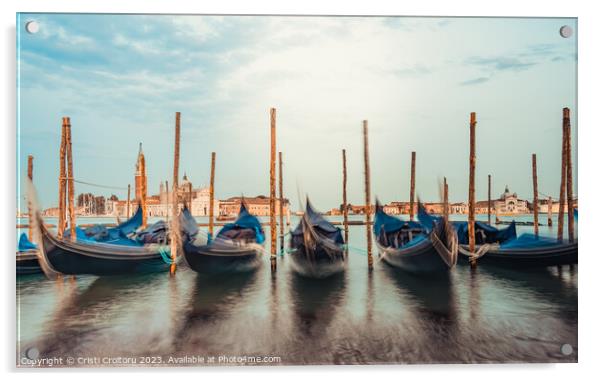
[377,237,453,274]
[289,244,346,279]
[458,242,578,268]
[16,251,42,275]
[183,241,264,274]
[39,225,172,276]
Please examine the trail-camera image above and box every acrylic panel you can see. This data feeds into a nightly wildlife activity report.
[16,14,577,367]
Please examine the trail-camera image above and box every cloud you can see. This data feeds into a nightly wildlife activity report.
[466,56,536,72]
[459,76,490,86]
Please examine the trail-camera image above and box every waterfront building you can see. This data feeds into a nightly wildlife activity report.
[218,196,290,217]
[493,186,529,215]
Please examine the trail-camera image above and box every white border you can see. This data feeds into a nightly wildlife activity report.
[2,0,601,379]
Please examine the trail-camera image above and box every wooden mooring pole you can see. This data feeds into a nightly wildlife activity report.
[363,121,373,269]
[140,154,147,227]
[209,152,216,238]
[565,108,575,243]
[468,112,477,267]
[532,154,539,237]
[126,184,131,218]
[342,149,349,249]
[548,196,553,226]
[171,112,181,274]
[409,151,416,220]
[165,181,169,223]
[557,109,568,242]
[278,151,284,255]
[58,119,67,239]
[27,155,33,240]
[487,174,492,225]
[270,108,277,263]
[27,155,33,181]
[65,118,76,241]
[443,177,449,220]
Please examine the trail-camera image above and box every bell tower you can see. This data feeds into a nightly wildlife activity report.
[134,143,147,202]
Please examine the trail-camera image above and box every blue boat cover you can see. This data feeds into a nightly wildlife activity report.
[136,220,168,244]
[373,200,422,236]
[115,206,143,236]
[417,203,439,232]
[453,220,517,245]
[500,233,561,249]
[292,198,344,244]
[18,232,37,251]
[63,207,144,245]
[217,202,265,244]
[179,207,199,241]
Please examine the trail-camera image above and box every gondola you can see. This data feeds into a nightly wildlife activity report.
[374,202,457,273]
[288,198,346,278]
[16,233,42,275]
[457,233,578,268]
[453,217,577,268]
[35,210,179,276]
[183,202,265,274]
[16,208,145,275]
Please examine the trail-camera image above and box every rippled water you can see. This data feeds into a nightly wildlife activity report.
[16,215,577,366]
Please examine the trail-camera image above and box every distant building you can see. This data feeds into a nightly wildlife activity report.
[219,196,290,217]
[134,143,147,203]
[493,186,529,215]
[450,202,467,214]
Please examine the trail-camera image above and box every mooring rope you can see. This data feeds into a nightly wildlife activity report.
[158,245,174,264]
[72,179,128,190]
[457,243,494,260]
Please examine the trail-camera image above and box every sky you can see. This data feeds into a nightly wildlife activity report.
[17,14,577,212]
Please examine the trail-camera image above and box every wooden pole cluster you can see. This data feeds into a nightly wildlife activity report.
[468,112,477,266]
[278,151,284,255]
[342,149,349,248]
[565,108,575,243]
[443,177,449,220]
[57,119,67,238]
[557,109,568,242]
[363,121,373,269]
[487,174,492,225]
[27,155,33,240]
[409,151,416,220]
[209,152,216,237]
[532,154,539,237]
[126,184,131,218]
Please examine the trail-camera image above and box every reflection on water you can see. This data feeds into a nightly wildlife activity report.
[16,223,577,366]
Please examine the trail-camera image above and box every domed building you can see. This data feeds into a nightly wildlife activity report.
[493,185,529,215]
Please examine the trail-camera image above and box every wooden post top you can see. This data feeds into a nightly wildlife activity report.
[62,116,70,125]
[563,107,570,118]
[470,112,476,124]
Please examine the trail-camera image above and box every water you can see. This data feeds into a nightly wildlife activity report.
[16,214,577,366]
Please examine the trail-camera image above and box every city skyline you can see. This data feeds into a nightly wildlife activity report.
[17,15,577,212]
